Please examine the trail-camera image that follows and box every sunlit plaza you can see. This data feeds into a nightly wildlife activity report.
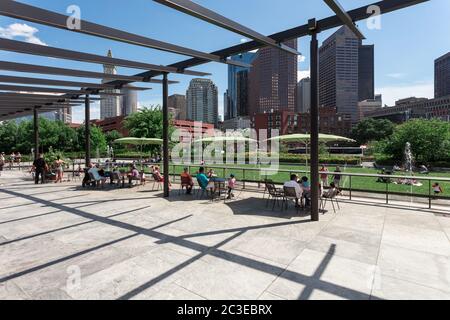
[1,169,449,300]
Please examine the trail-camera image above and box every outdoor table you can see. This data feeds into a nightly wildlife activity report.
[208,177,226,201]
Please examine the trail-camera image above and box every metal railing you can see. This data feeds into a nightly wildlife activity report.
[169,164,450,210]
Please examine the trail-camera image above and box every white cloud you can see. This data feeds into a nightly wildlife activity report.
[240,38,249,43]
[376,82,434,106]
[0,23,47,46]
[386,73,407,79]
[298,69,310,81]
[298,55,306,63]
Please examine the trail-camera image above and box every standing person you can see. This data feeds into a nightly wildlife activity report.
[320,165,329,189]
[33,153,47,184]
[227,174,237,199]
[9,152,15,170]
[16,152,22,170]
[54,156,65,183]
[333,166,342,190]
[0,152,5,176]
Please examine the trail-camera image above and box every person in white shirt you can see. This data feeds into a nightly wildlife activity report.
[88,164,106,187]
[284,174,303,207]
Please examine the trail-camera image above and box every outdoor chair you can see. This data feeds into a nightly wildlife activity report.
[179,176,194,195]
[152,173,163,191]
[263,179,274,199]
[266,183,285,211]
[320,188,341,214]
[88,172,106,189]
[283,186,301,214]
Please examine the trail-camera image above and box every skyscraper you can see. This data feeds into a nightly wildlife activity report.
[186,79,218,125]
[100,49,121,120]
[168,94,186,120]
[248,39,298,115]
[120,85,138,117]
[359,44,375,102]
[435,52,450,98]
[225,52,257,120]
[297,77,311,113]
[319,26,374,122]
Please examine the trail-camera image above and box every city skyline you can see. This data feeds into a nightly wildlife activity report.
[0,0,448,123]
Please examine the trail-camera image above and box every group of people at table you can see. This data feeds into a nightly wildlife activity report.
[84,161,165,188]
[181,167,237,200]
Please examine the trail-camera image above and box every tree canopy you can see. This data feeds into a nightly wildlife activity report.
[376,119,450,165]
[351,118,395,145]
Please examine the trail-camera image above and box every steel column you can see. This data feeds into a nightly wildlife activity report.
[85,95,91,167]
[162,73,170,198]
[310,29,320,222]
[33,106,39,160]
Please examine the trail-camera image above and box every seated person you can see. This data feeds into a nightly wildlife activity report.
[181,167,194,194]
[322,182,338,198]
[88,164,106,187]
[227,174,237,199]
[300,176,311,206]
[196,167,210,190]
[153,166,171,188]
[128,166,141,186]
[284,174,303,207]
[432,182,443,197]
[419,165,429,174]
[207,169,217,179]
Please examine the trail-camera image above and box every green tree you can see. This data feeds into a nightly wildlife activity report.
[76,124,107,155]
[0,121,18,152]
[124,106,173,139]
[105,130,123,146]
[377,119,450,164]
[351,118,395,145]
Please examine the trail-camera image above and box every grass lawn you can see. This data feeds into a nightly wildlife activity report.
[167,163,450,198]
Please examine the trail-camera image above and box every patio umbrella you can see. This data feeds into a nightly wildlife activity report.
[267,133,356,166]
[194,136,258,143]
[194,136,258,164]
[114,137,163,165]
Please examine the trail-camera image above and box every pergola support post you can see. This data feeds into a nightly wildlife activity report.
[310,23,320,222]
[162,73,170,198]
[33,106,39,160]
[85,95,91,167]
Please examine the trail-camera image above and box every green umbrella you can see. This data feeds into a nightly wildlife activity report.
[267,133,356,166]
[194,136,257,143]
[114,137,163,165]
[267,133,355,144]
[114,137,163,146]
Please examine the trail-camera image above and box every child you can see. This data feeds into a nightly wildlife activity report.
[432,183,443,197]
[227,174,237,200]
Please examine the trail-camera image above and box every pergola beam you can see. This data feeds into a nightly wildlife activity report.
[131,0,429,81]
[0,61,148,83]
[153,0,300,55]
[0,93,101,100]
[0,38,210,77]
[323,0,365,39]
[0,0,251,68]
[0,75,152,91]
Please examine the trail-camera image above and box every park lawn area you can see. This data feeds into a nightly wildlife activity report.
[168,163,450,198]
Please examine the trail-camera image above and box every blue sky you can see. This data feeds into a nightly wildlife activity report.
[0,0,449,122]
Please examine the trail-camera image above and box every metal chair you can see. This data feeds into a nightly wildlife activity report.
[152,173,163,191]
[283,186,301,214]
[179,176,194,195]
[320,188,341,213]
[265,183,285,210]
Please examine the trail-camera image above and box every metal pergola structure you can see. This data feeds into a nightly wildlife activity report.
[0,0,428,221]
